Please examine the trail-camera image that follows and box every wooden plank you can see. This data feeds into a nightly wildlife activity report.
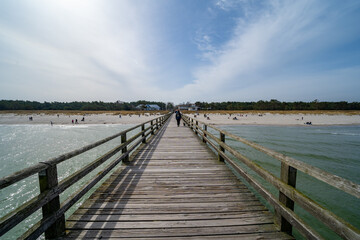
[78,201,265,210]
[63,117,293,239]
[64,231,293,239]
[88,192,255,200]
[68,211,272,222]
[87,197,255,203]
[66,215,275,229]
[64,224,285,238]
[71,205,267,215]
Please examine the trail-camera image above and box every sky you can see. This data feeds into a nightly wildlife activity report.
[0,0,360,104]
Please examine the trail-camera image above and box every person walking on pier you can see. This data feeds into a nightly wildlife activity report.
[175,109,182,127]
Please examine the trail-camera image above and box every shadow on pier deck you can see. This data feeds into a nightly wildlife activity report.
[64,117,293,239]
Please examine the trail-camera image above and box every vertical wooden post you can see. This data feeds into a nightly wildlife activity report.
[121,133,129,162]
[203,124,207,143]
[141,124,146,143]
[195,121,199,135]
[38,165,65,239]
[218,132,225,162]
[156,118,159,130]
[191,119,194,130]
[278,163,297,235]
[151,120,154,135]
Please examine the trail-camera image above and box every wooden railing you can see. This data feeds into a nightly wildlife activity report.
[0,113,171,240]
[182,115,360,240]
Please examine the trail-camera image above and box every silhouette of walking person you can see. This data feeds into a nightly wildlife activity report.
[175,109,182,127]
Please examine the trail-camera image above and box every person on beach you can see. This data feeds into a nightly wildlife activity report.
[175,109,182,127]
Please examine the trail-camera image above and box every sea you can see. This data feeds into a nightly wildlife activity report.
[0,123,359,239]
[217,124,360,239]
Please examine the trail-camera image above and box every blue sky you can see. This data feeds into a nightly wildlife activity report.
[0,0,359,104]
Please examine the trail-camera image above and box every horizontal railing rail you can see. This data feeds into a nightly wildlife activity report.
[182,114,360,240]
[0,113,171,240]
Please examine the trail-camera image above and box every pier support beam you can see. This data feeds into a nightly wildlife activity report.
[38,165,65,239]
[218,133,225,162]
[141,124,146,143]
[202,124,207,143]
[278,163,297,235]
[121,133,129,163]
[151,120,154,135]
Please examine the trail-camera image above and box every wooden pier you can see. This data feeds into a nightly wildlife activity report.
[64,117,293,239]
[1,113,359,239]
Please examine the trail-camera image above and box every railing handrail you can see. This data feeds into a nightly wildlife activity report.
[0,113,172,239]
[182,114,360,240]
[184,115,360,199]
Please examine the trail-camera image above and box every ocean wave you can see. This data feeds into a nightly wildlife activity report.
[329,132,360,136]
[57,124,90,129]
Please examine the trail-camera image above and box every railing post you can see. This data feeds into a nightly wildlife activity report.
[218,133,225,162]
[191,119,194,130]
[151,120,154,135]
[38,165,65,239]
[121,133,129,162]
[142,124,146,143]
[203,124,207,143]
[278,163,297,235]
[156,118,159,130]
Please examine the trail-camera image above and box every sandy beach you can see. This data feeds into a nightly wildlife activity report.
[184,112,360,126]
[0,111,359,126]
[0,112,165,125]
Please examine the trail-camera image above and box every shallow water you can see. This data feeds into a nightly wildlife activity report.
[0,124,135,239]
[217,125,360,239]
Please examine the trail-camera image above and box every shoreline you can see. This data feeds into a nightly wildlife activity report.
[0,111,359,126]
[0,112,165,125]
[184,112,360,126]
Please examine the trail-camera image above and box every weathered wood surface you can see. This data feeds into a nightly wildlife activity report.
[64,117,293,239]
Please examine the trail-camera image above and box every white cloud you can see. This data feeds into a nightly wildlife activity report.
[215,0,245,11]
[0,0,163,101]
[174,0,360,102]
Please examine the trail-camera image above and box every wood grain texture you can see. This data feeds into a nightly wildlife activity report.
[64,117,293,239]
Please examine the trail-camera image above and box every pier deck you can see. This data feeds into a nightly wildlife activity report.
[64,117,293,239]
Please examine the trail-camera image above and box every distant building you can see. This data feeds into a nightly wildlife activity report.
[177,105,189,110]
[188,104,200,111]
[135,104,144,110]
[176,104,200,111]
[146,104,161,110]
[136,104,161,111]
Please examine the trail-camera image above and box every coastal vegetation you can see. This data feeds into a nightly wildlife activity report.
[0,100,170,111]
[194,99,360,111]
[1,99,360,112]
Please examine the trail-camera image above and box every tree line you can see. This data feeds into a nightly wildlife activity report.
[1,99,359,111]
[194,100,360,110]
[0,100,171,111]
